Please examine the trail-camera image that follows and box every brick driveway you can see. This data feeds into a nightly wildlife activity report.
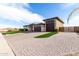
[3,32,79,56]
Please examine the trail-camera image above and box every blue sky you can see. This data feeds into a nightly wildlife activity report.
[0,3,79,28]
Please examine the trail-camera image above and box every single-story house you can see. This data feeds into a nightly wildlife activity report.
[23,23,46,32]
[24,17,64,32]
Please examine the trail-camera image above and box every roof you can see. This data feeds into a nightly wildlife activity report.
[24,17,64,27]
[43,17,64,23]
[36,23,45,25]
[24,23,45,27]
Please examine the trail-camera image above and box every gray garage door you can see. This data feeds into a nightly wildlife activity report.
[34,27,41,32]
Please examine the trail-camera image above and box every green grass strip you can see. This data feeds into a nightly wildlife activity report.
[35,32,57,38]
[2,31,19,35]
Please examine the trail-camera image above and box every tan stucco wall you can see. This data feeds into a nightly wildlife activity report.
[55,19,64,31]
[41,25,46,32]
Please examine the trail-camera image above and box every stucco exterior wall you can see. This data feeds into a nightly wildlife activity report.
[41,25,46,32]
[26,26,33,32]
[26,24,46,32]
[55,19,64,31]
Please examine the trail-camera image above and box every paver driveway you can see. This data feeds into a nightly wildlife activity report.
[3,32,79,56]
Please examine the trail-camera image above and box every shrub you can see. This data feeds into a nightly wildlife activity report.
[19,29,25,32]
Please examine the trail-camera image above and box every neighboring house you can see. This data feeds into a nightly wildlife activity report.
[24,23,46,32]
[24,17,64,32]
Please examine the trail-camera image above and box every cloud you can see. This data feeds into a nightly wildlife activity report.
[0,0,27,3]
[0,24,16,28]
[64,15,79,26]
[1,3,30,9]
[0,3,44,28]
[61,3,76,9]
[69,16,79,26]
[64,3,75,7]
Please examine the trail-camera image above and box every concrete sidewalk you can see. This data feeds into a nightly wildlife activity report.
[0,33,14,56]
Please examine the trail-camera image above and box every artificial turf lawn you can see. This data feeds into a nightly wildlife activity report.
[35,32,57,38]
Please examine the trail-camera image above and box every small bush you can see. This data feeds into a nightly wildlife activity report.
[19,29,24,32]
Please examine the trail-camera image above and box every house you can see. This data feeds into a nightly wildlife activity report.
[24,17,64,32]
[44,17,64,32]
[24,23,46,32]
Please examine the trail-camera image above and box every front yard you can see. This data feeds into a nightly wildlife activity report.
[2,28,25,35]
[2,31,19,35]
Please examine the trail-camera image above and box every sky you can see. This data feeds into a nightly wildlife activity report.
[0,3,79,28]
